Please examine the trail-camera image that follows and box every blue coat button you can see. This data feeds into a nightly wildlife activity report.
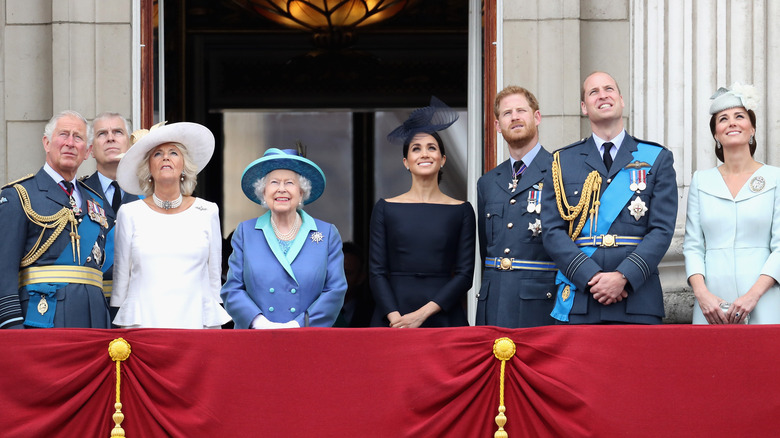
[290,307,296,313]
[290,288,296,294]
[269,288,275,293]
[269,307,275,312]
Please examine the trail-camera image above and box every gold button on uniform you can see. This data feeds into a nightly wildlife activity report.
[546,292,552,299]
[507,223,513,229]
[504,248,511,254]
[510,199,516,205]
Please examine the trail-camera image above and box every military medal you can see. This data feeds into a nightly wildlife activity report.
[37,295,48,315]
[562,285,571,301]
[749,176,765,192]
[527,191,537,213]
[87,200,109,228]
[637,169,647,191]
[509,161,527,193]
[528,218,542,237]
[629,170,639,192]
[92,241,103,268]
[628,196,648,220]
[69,196,81,215]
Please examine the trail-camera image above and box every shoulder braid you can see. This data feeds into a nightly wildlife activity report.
[13,184,79,267]
[550,151,603,240]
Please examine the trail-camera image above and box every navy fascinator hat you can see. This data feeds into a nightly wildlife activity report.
[386,96,459,145]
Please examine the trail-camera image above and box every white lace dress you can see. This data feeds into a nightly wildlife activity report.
[111,198,232,328]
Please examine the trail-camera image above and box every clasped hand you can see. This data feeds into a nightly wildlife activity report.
[588,271,628,305]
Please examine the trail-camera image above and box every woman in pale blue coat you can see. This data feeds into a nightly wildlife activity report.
[684,84,780,324]
[221,149,347,328]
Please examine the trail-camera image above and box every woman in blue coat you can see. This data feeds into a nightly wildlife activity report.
[221,148,347,328]
[684,83,780,324]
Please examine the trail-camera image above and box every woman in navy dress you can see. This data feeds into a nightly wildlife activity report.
[369,97,476,327]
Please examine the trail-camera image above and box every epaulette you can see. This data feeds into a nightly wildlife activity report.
[556,136,589,151]
[2,174,34,190]
[78,179,105,199]
[630,135,668,149]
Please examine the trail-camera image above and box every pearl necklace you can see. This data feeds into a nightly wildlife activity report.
[153,193,183,210]
[271,214,301,241]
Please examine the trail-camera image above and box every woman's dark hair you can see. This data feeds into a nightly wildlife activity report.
[709,108,757,163]
[402,131,445,184]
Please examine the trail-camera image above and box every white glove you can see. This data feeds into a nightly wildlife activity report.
[250,314,300,329]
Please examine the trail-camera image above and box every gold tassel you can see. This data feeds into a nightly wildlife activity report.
[492,337,516,438]
[108,338,132,437]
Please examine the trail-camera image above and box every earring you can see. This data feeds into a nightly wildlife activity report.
[148,177,153,182]
[716,140,722,149]
[180,174,185,182]
[406,167,410,171]
[749,135,754,145]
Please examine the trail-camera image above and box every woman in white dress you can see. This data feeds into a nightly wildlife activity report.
[111,122,231,328]
[684,84,780,324]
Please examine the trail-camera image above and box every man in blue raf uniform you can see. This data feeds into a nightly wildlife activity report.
[0,110,111,329]
[540,72,677,324]
[81,112,138,317]
[476,86,557,327]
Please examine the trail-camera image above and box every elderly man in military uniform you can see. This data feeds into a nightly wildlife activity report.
[0,110,111,329]
[476,86,557,327]
[81,112,138,315]
[540,72,677,324]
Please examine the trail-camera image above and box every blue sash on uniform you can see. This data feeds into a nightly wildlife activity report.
[551,143,662,321]
[23,196,105,328]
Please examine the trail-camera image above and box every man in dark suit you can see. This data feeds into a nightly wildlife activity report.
[540,72,677,324]
[0,110,111,328]
[81,112,138,315]
[476,86,557,327]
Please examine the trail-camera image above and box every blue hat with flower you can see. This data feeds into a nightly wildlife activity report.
[241,148,326,205]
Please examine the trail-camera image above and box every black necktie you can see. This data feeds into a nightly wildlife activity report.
[110,181,122,212]
[512,160,525,178]
[61,180,73,196]
[602,142,614,171]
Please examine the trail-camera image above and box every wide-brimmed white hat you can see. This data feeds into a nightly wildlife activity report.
[116,122,215,195]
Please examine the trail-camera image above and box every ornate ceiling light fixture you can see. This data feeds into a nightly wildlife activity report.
[243,0,414,47]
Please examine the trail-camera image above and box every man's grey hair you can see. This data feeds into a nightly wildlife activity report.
[90,112,132,145]
[43,110,88,142]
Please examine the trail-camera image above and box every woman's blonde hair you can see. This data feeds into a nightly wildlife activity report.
[135,142,199,196]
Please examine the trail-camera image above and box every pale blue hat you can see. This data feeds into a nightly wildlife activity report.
[241,148,326,205]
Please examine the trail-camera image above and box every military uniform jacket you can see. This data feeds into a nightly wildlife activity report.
[540,134,677,324]
[0,168,111,328]
[476,149,557,327]
[81,172,140,284]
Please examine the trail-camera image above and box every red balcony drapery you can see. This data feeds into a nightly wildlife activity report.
[0,325,775,437]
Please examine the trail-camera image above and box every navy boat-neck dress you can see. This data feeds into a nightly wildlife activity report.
[368,199,476,327]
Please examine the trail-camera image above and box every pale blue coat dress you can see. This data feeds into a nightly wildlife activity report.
[684,164,780,324]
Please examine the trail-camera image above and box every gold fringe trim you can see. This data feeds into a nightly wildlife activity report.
[492,337,516,438]
[551,151,603,240]
[108,338,132,437]
[13,184,79,266]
